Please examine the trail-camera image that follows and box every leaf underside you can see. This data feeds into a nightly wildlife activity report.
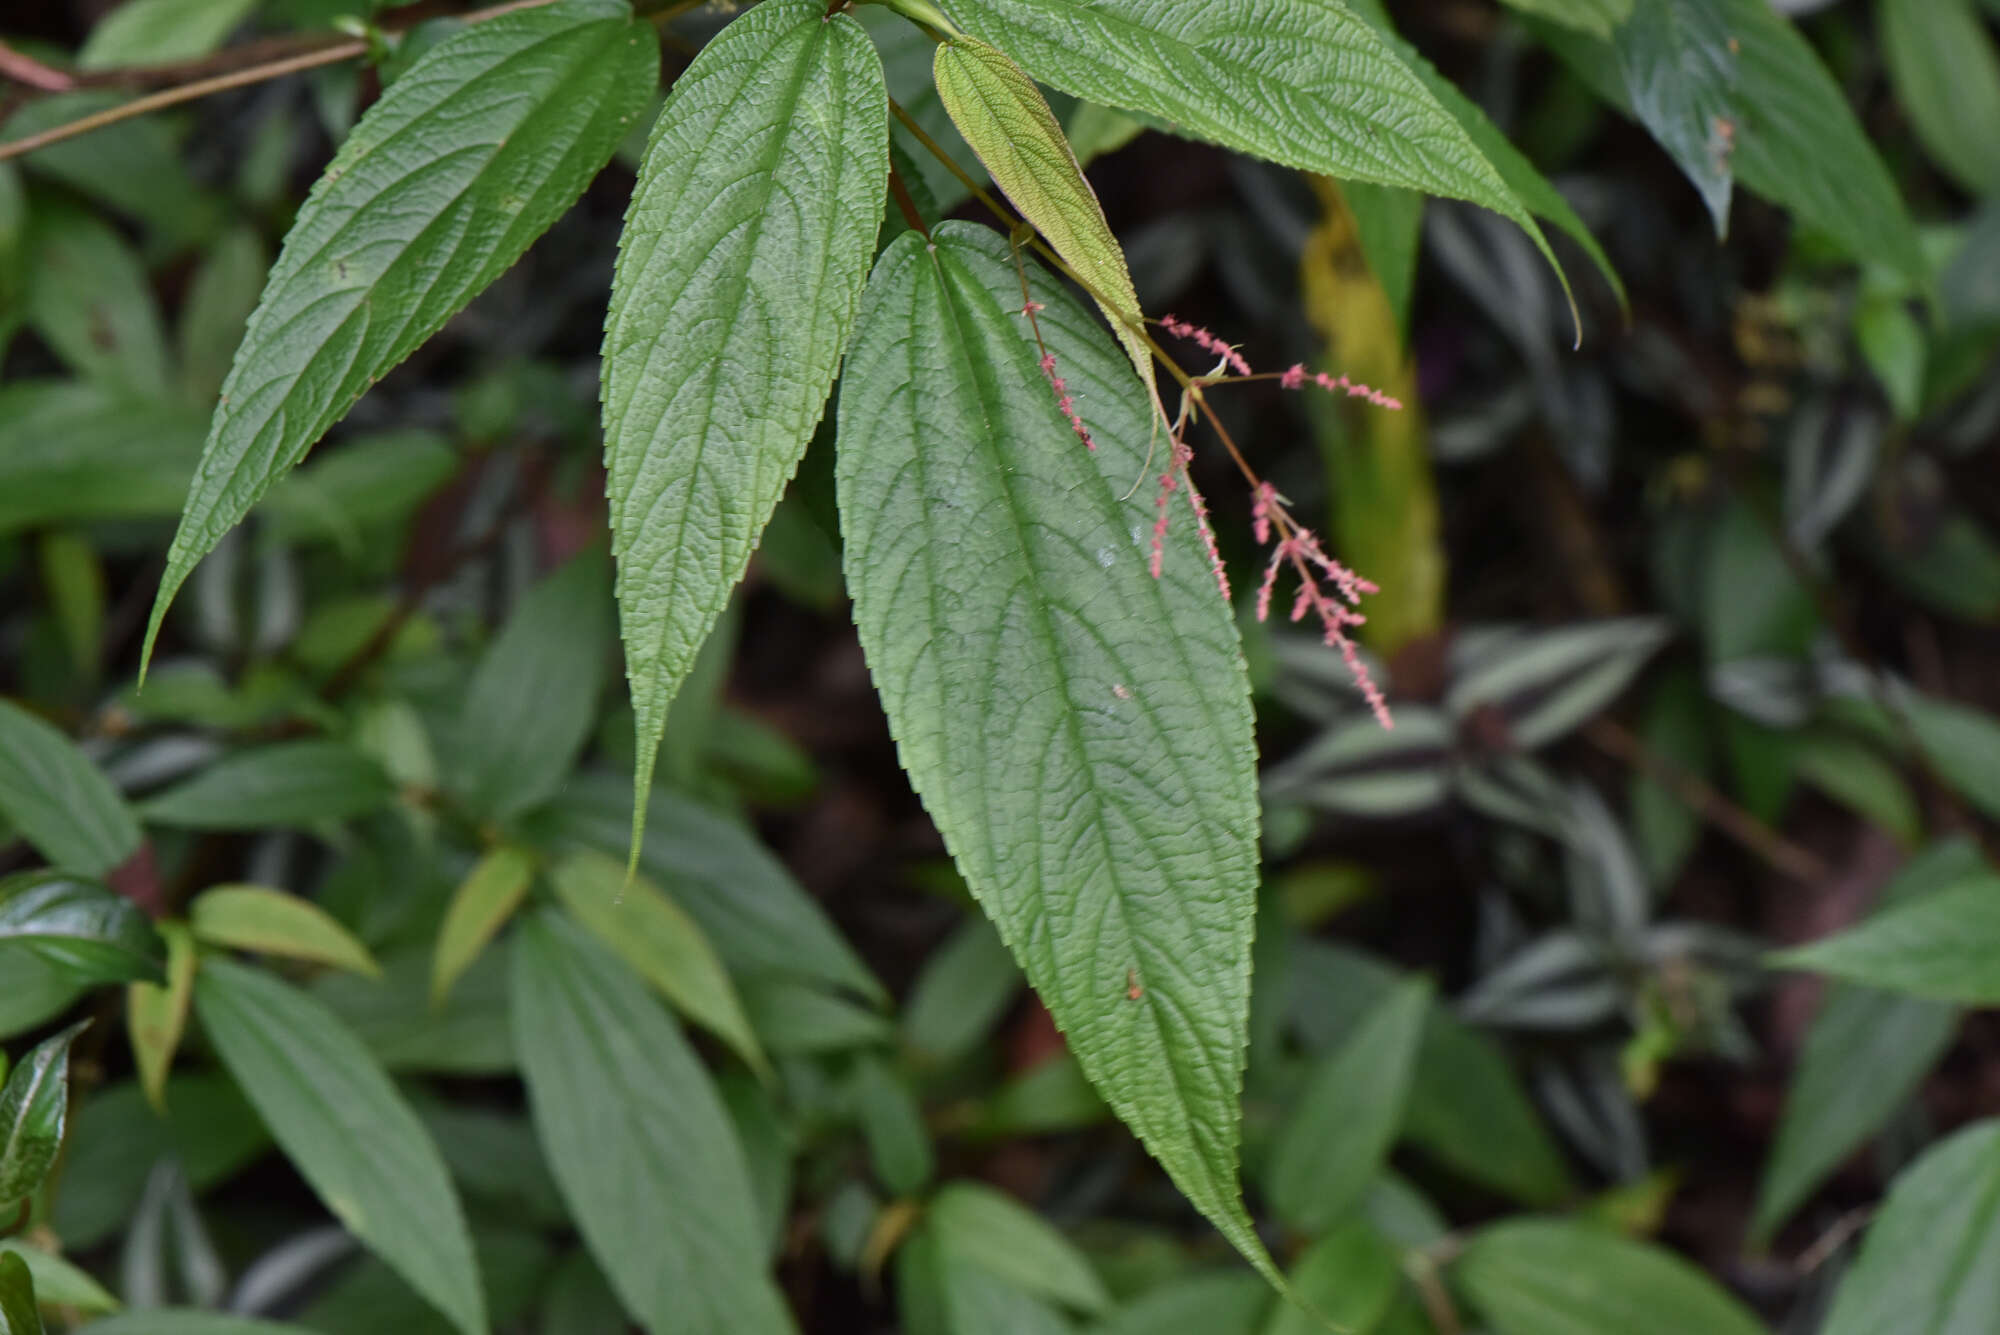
[835,221,1270,1279]
[600,0,888,862]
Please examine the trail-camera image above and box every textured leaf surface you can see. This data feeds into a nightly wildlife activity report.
[1772,875,2000,1003]
[948,0,1565,287]
[933,37,1154,400]
[1454,1219,1768,1335]
[143,0,657,666]
[195,960,484,1335]
[601,0,886,854]
[512,911,795,1335]
[549,849,764,1075]
[448,549,611,822]
[138,741,392,829]
[0,1023,87,1207]
[0,700,140,875]
[1824,1120,2000,1334]
[432,846,534,1007]
[189,885,379,976]
[836,223,1269,1277]
[0,873,163,985]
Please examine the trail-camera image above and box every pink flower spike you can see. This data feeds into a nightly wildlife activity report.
[1182,476,1231,601]
[1281,363,1307,391]
[1250,481,1278,546]
[1160,313,1253,377]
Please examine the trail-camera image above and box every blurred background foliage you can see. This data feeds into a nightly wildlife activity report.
[3,0,2000,1331]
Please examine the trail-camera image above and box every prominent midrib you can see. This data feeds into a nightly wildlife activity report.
[922,245,1236,1206]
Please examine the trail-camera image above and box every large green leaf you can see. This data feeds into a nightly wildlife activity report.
[933,36,1154,401]
[600,0,886,857]
[194,960,485,1335]
[947,0,1567,294]
[142,0,657,669]
[138,740,393,830]
[1824,1119,2000,1333]
[1453,1219,1768,1335]
[1880,0,2000,197]
[1264,979,1429,1236]
[447,549,612,822]
[836,222,1270,1278]
[1772,874,2000,1003]
[0,1022,88,1208]
[0,873,163,986]
[511,911,795,1335]
[0,700,140,876]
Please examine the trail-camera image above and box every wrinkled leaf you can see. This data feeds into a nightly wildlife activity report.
[838,222,1272,1279]
[601,0,886,860]
[549,849,765,1075]
[0,872,163,985]
[512,911,795,1335]
[143,0,658,669]
[195,960,484,1335]
[189,885,379,976]
[0,700,141,876]
[431,846,534,1007]
[138,741,393,830]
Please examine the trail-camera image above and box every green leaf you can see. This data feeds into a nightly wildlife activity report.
[431,846,534,1008]
[138,740,393,830]
[1880,0,2000,197]
[837,223,1271,1279]
[1453,1219,1768,1335]
[194,959,485,1335]
[127,920,197,1110]
[447,549,611,822]
[142,0,657,671]
[0,1241,118,1315]
[1495,0,1630,37]
[188,884,380,976]
[4,96,221,248]
[511,911,795,1335]
[928,1182,1109,1315]
[1261,1220,1401,1335]
[548,849,766,1076]
[529,772,884,1003]
[0,700,140,875]
[849,1055,934,1196]
[1823,1119,2000,1334]
[1902,692,2000,821]
[0,949,80,1044]
[22,203,171,397]
[949,0,1572,305]
[0,873,163,986]
[79,0,258,68]
[896,1220,1074,1335]
[900,916,1021,1066]
[1096,1272,1269,1335]
[740,978,894,1055]
[1610,0,1739,232]
[314,946,515,1076]
[0,382,203,538]
[176,225,269,409]
[600,0,886,861]
[1539,0,1924,282]
[1264,978,1430,1236]
[0,1022,88,1206]
[0,1253,41,1335]
[933,36,1155,403]
[78,1314,309,1335]
[1772,874,2000,1003]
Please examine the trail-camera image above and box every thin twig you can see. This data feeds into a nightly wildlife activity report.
[0,41,76,91]
[1585,715,1830,883]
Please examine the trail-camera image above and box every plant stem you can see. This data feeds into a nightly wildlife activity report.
[0,41,76,91]
[0,0,572,164]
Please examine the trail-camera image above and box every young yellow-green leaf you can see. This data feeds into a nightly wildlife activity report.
[0,1022,89,1208]
[1880,0,2000,198]
[432,846,535,1008]
[836,223,1273,1282]
[141,0,658,673]
[933,37,1155,404]
[127,920,198,1111]
[0,700,141,876]
[194,960,484,1335]
[0,1252,40,1335]
[947,0,1571,306]
[511,911,795,1335]
[1263,978,1430,1236]
[1453,1219,1768,1335]
[549,849,766,1077]
[188,885,379,977]
[1823,1119,2000,1334]
[600,0,887,863]
[0,873,163,986]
